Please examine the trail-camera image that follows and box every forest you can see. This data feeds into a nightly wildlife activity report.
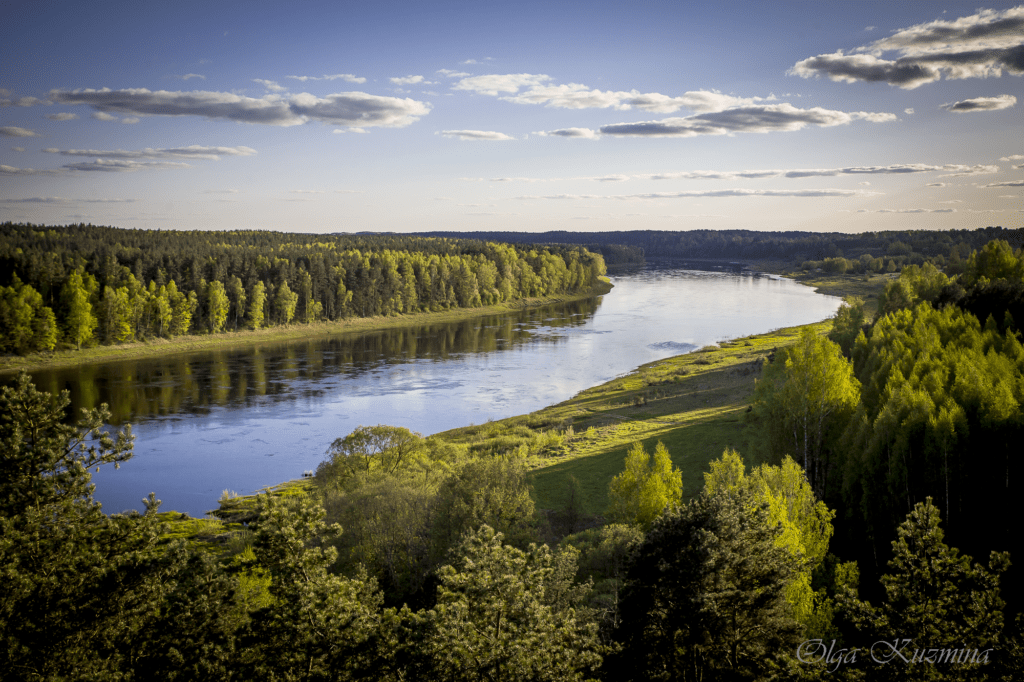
[0,223,607,355]
[3,230,1024,680]
[418,226,1024,272]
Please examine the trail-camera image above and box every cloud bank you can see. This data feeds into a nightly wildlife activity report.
[454,73,771,113]
[598,104,896,137]
[43,145,257,160]
[791,6,1024,88]
[50,88,430,128]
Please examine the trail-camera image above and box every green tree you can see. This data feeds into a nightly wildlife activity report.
[241,493,383,680]
[420,525,602,682]
[754,328,860,497]
[62,271,98,350]
[837,498,1008,682]
[167,279,196,336]
[206,279,230,333]
[607,487,802,681]
[274,279,298,325]
[0,374,171,679]
[431,456,537,555]
[607,441,682,529]
[248,280,266,330]
[829,296,865,357]
[227,275,247,330]
[317,425,426,488]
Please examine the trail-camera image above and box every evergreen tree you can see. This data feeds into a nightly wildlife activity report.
[0,374,169,679]
[419,525,602,682]
[607,488,802,681]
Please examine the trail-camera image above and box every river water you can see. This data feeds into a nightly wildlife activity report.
[24,263,842,515]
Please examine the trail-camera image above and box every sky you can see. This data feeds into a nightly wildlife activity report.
[1,1,1022,234]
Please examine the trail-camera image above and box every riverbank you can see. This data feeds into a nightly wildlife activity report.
[185,271,884,530]
[0,278,613,375]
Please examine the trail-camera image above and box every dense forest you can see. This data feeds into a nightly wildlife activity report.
[0,223,607,355]
[418,226,1024,272]
[3,231,1024,679]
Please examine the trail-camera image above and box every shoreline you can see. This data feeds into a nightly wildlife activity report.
[0,278,613,375]
[196,270,880,519]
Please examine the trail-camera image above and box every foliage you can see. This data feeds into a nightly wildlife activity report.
[606,440,682,529]
[607,487,802,681]
[753,328,860,498]
[0,223,607,354]
[704,449,838,634]
[240,493,384,680]
[836,499,1009,682]
[418,525,603,682]
[0,373,225,679]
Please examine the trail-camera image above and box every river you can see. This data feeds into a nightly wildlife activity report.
[24,263,842,515]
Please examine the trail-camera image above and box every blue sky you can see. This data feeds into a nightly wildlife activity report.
[2,1,1022,233]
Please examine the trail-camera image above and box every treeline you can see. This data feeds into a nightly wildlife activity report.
[3,374,1021,680]
[752,239,1024,613]
[0,223,606,355]
[417,226,1024,269]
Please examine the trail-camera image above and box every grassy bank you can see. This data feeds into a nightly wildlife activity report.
[0,279,612,375]
[158,270,884,544]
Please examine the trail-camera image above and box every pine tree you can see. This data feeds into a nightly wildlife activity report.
[607,488,802,681]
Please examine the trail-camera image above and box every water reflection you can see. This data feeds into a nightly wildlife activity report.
[7,265,842,515]
[25,296,601,426]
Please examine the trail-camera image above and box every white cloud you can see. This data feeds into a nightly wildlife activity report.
[0,196,135,203]
[436,69,471,78]
[873,208,958,213]
[121,117,139,124]
[91,111,118,121]
[791,6,1024,89]
[1001,154,1024,161]
[0,126,41,137]
[940,94,1017,112]
[643,163,984,179]
[0,165,62,176]
[253,79,287,92]
[51,87,431,128]
[982,180,1024,187]
[62,159,191,172]
[0,95,51,107]
[455,73,771,113]
[43,145,257,160]
[935,165,999,177]
[175,74,206,81]
[966,209,1005,213]
[905,108,915,115]
[516,188,880,200]
[939,199,963,203]
[287,74,366,83]
[454,73,550,96]
[12,147,24,152]
[535,127,599,139]
[390,75,425,85]
[438,129,515,141]
[46,112,78,121]
[599,104,896,137]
